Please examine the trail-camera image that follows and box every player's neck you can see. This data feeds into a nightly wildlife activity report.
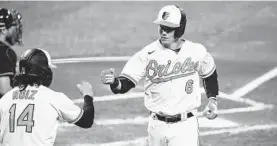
[160,39,185,51]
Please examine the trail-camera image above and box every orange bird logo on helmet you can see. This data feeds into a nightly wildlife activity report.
[162,12,169,20]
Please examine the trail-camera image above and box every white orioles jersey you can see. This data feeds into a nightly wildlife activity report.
[120,40,216,115]
[0,85,83,146]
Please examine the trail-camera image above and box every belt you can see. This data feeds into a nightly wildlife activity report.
[151,112,194,123]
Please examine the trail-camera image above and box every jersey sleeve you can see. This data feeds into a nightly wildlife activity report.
[0,48,17,77]
[196,45,216,78]
[119,51,147,85]
[51,93,83,124]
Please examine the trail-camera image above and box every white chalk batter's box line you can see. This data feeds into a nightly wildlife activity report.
[61,89,273,129]
[59,103,268,129]
[68,89,274,130]
[60,116,239,129]
[74,89,271,108]
[72,88,274,113]
[69,124,277,146]
[62,88,273,130]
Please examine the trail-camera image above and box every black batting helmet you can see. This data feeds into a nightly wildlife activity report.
[153,5,187,38]
[18,48,56,87]
[0,8,23,45]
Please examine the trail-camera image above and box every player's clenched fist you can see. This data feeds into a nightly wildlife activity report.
[77,81,94,97]
[100,68,115,84]
[203,97,218,120]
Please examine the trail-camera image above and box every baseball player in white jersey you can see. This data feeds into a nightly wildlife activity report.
[0,48,95,146]
[101,5,219,146]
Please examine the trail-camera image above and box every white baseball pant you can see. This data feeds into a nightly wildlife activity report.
[147,113,200,146]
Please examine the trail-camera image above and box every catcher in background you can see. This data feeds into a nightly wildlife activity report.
[0,8,23,98]
[0,48,95,146]
[101,5,219,146]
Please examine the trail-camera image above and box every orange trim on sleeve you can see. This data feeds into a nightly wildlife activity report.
[201,65,216,78]
[68,109,84,124]
[119,73,138,85]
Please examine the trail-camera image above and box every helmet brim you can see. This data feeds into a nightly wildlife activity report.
[153,20,180,28]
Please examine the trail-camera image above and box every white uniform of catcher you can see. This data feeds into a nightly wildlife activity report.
[101,5,219,146]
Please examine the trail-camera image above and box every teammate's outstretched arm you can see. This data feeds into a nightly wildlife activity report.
[53,81,95,129]
[74,81,95,128]
[100,68,135,94]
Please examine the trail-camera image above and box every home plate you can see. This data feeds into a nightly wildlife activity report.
[59,116,238,129]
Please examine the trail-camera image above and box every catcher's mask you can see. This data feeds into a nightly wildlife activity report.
[153,5,187,39]
[0,8,23,45]
[19,48,57,87]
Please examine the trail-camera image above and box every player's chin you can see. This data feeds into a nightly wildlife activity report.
[160,38,171,45]
[160,37,168,42]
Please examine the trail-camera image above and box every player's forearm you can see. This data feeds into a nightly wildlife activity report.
[110,76,135,94]
[74,95,94,128]
[203,69,219,98]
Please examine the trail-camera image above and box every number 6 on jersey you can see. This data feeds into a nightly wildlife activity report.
[9,104,35,133]
[185,79,194,94]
